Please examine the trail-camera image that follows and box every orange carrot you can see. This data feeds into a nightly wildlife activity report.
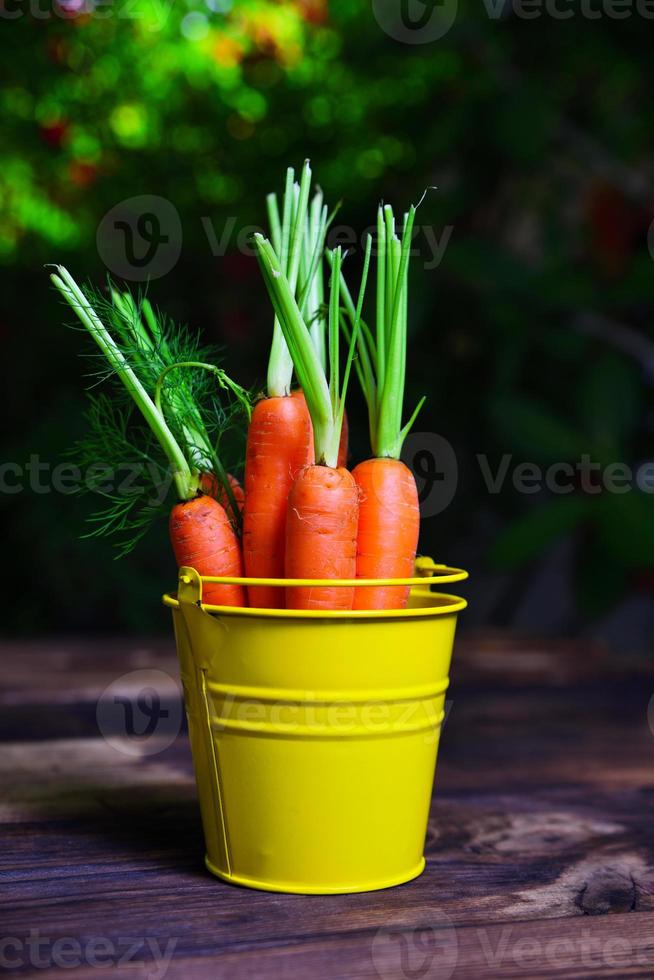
[285,465,359,610]
[242,161,319,607]
[170,494,246,607]
[291,391,346,467]
[255,232,372,611]
[200,472,245,517]
[291,388,315,462]
[352,458,419,609]
[336,202,426,611]
[243,394,312,607]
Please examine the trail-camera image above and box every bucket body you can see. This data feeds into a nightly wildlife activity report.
[166,565,466,894]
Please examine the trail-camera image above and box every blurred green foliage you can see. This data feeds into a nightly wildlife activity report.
[2,0,653,634]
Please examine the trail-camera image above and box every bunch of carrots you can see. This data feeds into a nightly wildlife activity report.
[52,159,425,613]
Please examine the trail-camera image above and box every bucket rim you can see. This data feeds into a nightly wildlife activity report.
[163,589,467,619]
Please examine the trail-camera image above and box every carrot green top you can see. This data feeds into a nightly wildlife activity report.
[334,202,425,460]
[254,232,371,468]
[265,160,331,398]
[51,266,195,501]
[49,266,249,545]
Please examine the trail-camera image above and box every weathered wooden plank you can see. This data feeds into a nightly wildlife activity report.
[0,639,177,706]
[1,639,653,980]
[6,911,654,979]
[1,737,652,937]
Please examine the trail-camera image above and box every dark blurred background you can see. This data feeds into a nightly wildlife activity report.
[2,0,653,652]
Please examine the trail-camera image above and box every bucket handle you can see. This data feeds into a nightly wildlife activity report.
[176,567,220,670]
[175,559,468,590]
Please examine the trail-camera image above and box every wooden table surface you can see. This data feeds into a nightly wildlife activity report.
[1,633,653,979]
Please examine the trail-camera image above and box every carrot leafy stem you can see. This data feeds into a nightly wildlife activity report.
[50,266,249,548]
[255,232,371,467]
[337,200,426,459]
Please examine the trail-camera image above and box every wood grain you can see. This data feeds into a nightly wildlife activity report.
[1,636,653,979]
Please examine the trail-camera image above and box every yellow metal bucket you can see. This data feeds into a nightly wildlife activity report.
[163,558,467,895]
